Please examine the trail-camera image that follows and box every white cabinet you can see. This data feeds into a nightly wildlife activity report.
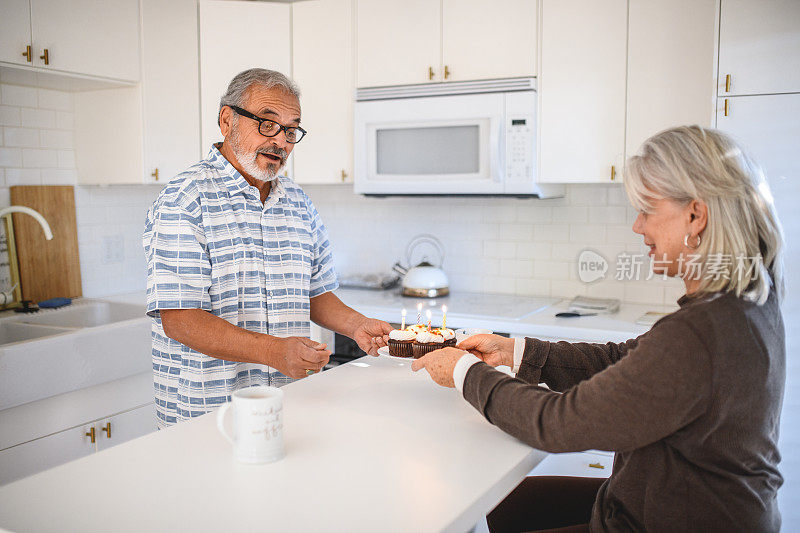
[0,0,32,66]
[29,0,140,81]
[291,0,355,184]
[0,424,95,486]
[356,0,536,87]
[140,0,201,183]
[718,0,800,96]
[199,0,291,153]
[95,404,157,452]
[356,0,440,87]
[625,0,717,157]
[530,451,613,479]
[441,0,537,83]
[538,0,627,183]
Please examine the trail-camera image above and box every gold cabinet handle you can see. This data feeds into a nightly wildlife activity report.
[151,168,159,181]
[610,165,616,181]
[724,99,729,116]
[39,48,49,65]
[85,427,96,444]
[428,66,435,80]
[22,45,32,62]
[589,462,605,469]
[444,65,450,79]
[725,74,731,92]
[340,169,347,182]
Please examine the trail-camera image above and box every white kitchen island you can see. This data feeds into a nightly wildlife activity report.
[0,355,546,533]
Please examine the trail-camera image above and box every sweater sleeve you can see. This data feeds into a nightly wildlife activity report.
[462,317,711,453]
[515,336,641,391]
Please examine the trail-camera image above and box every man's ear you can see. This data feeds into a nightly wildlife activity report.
[688,199,708,234]
[219,106,233,137]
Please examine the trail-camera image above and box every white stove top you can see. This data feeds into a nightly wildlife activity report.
[336,288,557,322]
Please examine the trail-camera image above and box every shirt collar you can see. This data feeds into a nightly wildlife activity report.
[206,143,286,204]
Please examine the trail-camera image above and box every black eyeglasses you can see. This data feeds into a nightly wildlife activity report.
[228,105,307,144]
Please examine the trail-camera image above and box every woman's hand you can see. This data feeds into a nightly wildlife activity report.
[411,347,469,388]
[456,334,515,367]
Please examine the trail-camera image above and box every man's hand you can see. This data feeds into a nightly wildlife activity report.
[411,347,469,388]
[352,317,393,356]
[272,336,332,379]
[456,334,515,367]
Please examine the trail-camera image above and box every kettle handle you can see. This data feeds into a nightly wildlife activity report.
[405,234,445,268]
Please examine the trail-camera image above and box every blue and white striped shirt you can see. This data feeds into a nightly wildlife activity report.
[143,146,338,427]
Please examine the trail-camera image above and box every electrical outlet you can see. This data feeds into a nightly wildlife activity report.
[101,235,125,264]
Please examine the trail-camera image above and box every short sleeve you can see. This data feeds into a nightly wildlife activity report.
[143,192,212,318]
[306,196,339,298]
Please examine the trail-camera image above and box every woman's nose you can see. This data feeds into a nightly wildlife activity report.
[632,213,645,234]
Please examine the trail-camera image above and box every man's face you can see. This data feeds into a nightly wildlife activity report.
[221,85,301,181]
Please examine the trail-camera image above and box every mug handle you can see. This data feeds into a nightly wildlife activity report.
[216,403,235,445]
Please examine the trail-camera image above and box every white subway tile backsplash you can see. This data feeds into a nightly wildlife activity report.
[22,148,58,168]
[0,106,21,127]
[57,149,76,168]
[0,147,22,167]
[4,168,41,186]
[20,108,55,129]
[517,205,553,224]
[3,127,40,148]
[569,184,609,206]
[40,168,77,184]
[534,224,570,242]
[1,85,37,108]
[37,88,73,111]
[607,185,629,206]
[55,111,74,130]
[588,206,628,225]
[516,242,552,260]
[39,129,73,149]
[499,258,535,277]
[484,240,517,259]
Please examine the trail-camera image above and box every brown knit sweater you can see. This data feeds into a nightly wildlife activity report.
[462,291,785,532]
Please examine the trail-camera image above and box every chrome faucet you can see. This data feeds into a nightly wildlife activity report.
[0,206,53,240]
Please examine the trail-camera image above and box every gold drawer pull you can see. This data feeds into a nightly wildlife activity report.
[610,165,616,181]
[725,74,731,92]
[85,427,96,444]
[101,422,112,439]
[22,45,32,62]
[724,99,729,116]
[428,66,435,80]
[40,48,49,65]
[589,462,605,469]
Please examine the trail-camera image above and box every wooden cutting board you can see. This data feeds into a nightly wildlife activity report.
[10,186,82,303]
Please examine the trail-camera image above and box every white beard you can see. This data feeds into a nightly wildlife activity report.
[229,126,283,182]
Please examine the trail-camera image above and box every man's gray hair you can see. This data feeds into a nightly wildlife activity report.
[218,68,301,125]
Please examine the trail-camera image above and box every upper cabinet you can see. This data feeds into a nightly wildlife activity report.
[625,0,716,156]
[356,0,440,87]
[538,0,627,183]
[198,0,291,152]
[718,0,800,96]
[292,0,355,184]
[356,0,536,87]
[1,0,141,82]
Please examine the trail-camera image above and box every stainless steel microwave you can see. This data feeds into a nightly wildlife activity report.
[354,78,563,197]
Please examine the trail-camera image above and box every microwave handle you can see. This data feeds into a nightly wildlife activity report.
[490,118,504,183]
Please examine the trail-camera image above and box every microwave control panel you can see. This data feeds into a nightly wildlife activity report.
[504,91,537,185]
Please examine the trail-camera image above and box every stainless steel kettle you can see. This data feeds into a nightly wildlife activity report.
[392,234,450,298]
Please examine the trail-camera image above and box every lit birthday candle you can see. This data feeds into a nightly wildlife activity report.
[426,309,432,330]
[442,305,447,329]
[416,302,423,324]
[401,308,407,330]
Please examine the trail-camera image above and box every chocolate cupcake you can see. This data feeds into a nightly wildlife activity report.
[412,330,445,359]
[439,328,456,347]
[388,328,415,358]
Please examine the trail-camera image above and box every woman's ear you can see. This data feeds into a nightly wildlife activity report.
[688,200,708,234]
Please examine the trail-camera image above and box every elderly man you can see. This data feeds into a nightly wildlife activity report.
[143,68,391,427]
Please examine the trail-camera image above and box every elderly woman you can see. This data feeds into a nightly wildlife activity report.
[413,126,785,532]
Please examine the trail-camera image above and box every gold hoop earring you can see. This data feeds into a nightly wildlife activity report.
[684,233,701,249]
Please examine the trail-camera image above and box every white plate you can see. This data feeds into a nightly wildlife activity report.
[377,346,415,361]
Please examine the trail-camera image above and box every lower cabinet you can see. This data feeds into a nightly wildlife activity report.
[0,403,156,486]
[530,451,613,479]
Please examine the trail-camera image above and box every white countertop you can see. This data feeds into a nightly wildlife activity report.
[0,356,546,533]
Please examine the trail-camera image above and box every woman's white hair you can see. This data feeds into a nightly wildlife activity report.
[218,68,301,125]
[624,125,784,305]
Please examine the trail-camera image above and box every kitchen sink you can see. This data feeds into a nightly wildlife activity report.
[14,301,144,328]
[0,322,74,347]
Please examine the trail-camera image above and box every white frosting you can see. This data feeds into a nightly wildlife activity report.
[439,328,455,340]
[389,329,416,341]
[406,324,428,335]
[415,331,444,344]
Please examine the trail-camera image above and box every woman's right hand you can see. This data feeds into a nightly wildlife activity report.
[456,334,516,367]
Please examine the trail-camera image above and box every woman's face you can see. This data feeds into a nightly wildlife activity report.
[632,198,705,278]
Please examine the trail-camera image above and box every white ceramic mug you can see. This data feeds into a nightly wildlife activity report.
[455,328,493,345]
[216,386,285,464]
